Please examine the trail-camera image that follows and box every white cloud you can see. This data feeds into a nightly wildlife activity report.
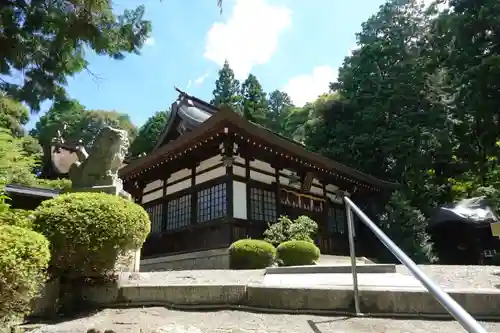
[144,37,155,46]
[204,0,291,80]
[282,66,338,107]
[194,72,210,85]
[186,80,192,89]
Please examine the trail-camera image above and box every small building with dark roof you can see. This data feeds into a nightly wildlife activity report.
[120,89,398,260]
[4,184,59,210]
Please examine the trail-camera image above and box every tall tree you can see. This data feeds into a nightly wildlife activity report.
[266,90,294,134]
[211,60,241,111]
[0,95,29,137]
[0,1,151,111]
[241,74,268,124]
[129,109,170,157]
[431,0,500,184]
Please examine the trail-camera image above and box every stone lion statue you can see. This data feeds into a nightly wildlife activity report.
[68,126,129,191]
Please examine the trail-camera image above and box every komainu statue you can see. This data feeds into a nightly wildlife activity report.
[68,126,131,199]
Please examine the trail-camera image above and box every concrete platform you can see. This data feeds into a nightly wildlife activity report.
[77,272,500,320]
[265,264,396,275]
[262,272,422,289]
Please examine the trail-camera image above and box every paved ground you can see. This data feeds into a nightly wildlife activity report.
[122,265,500,290]
[28,307,500,332]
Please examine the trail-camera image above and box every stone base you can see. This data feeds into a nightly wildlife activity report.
[116,248,141,272]
[140,248,230,271]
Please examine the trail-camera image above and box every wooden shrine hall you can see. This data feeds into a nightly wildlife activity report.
[120,89,396,259]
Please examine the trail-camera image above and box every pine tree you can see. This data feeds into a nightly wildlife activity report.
[241,74,268,124]
[267,90,294,134]
[211,60,242,111]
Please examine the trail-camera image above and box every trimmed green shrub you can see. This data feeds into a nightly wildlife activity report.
[276,240,320,266]
[0,208,34,229]
[32,192,150,279]
[229,239,276,269]
[0,225,50,323]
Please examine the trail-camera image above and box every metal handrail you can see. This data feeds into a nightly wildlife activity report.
[344,196,488,333]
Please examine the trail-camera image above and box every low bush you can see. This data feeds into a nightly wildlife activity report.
[0,225,50,324]
[229,239,276,269]
[276,240,320,266]
[32,192,150,279]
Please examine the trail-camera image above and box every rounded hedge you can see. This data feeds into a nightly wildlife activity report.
[229,239,276,269]
[0,225,50,321]
[276,240,320,266]
[32,192,150,278]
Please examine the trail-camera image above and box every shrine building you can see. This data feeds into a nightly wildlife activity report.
[119,89,397,265]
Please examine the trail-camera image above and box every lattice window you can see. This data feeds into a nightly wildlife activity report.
[250,187,277,222]
[327,206,346,234]
[197,183,227,223]
[166,194,191,230]
[146,203,163,234]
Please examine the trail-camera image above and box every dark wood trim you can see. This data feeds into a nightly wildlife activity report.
[190,166,197,225]
[275,167,281,218]
[245,157,251,222]
[162,173,169,230]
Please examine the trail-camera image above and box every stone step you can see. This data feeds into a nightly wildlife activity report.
[80,276,500,320]
[265,264,396,275]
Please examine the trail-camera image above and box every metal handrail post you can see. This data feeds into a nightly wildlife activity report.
[344,196,488,333]
[345,201,361,315]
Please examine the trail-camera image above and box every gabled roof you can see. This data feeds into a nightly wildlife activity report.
[152,88,219,151]
[120,101,398,191]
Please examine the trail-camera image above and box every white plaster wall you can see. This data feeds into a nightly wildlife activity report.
[233,181,247,219]
[144,179,163,192]
[166,179,191,195]
[142,189,163,204]
[250,159,274,173]
[196,166,226,185]
[250,170,274,184]
[168,168,191,184]
[196,156,221,172]
[234,155,245,164]
[233,165,245,177]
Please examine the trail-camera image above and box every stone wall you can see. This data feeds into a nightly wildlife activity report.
[140,248,229,271]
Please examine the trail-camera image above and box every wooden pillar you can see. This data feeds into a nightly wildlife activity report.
[274,166,281,219]
[322,181,330,254]
[190,166,197,225]
[224,130,234,244]
[162,174,169,231]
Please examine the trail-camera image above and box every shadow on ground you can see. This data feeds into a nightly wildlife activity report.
[307,318,351,333]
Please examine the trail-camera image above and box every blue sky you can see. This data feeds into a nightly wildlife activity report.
[27,0,389,130]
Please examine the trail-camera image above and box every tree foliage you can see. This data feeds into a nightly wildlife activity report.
[0,94,29,137]
[129,109,170,157]
[241,74,268,124]
[0,0,152,111]
[211,60,241,111]
[263,215,318,247]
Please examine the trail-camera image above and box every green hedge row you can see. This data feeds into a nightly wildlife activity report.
[229,239,320,269]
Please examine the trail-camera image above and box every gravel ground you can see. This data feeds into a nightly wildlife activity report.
[27,307,500,333]
[122,265,500,290]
